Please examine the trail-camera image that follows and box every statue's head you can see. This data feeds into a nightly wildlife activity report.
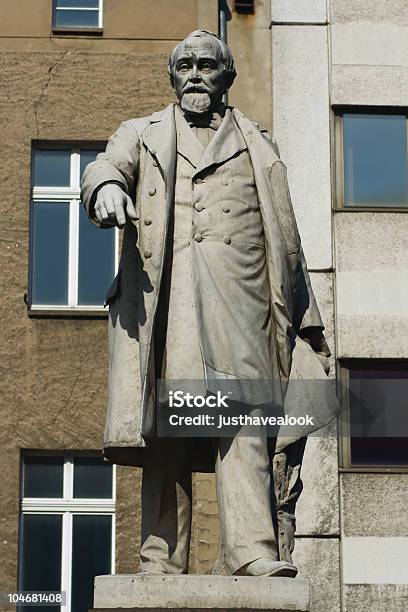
[168,30,236,115]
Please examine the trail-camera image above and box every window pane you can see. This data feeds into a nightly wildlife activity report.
[80,150,101,183]
[54,9,99,27]
[71,515,112,612]
[348,364,408,466]
[20,514,62,612]
[73,456,113,499]
[350,437,408,466]
[33,150,70,187]
[23,456,64,498]
[343,114,408,207]
[57,0,99,8]
[31,202,69,305]
[78,204,115,305]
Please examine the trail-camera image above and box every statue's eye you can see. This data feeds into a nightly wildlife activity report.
[201,62,215,72]
[177,63,190,72]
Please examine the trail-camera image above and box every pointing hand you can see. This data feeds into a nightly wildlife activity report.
[94,183,137,228]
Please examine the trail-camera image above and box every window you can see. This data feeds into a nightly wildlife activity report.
[53,0,103,30]
[339,361,408,470]
[29,146,117,311]
[335,109,408,209]
[235,1,255,14]
[19,453,115,612]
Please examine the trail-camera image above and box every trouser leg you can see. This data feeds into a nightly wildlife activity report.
[214,416,278,575]
[272,437,307,563]
[140,438,192,574]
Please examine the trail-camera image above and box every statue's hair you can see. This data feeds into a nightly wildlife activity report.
[167,30,236,89]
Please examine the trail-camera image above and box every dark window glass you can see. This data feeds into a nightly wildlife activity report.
[33,150,70,188]
[348,363,408,466]
[57,0,99,7]
[73,457,113,499]
[71,515,112,612]
[23,456,64,498]
[31,202,69,305]
[20,514,62,612]
[343,114,408,207]
[78,204,115,305]
[80,150,100,182]
[350,438,408,466]
[54,9,99,27]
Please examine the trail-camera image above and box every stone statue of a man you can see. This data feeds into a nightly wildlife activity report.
[81,30,331,578]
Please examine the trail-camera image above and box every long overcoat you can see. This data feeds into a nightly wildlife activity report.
[81,103,336,470]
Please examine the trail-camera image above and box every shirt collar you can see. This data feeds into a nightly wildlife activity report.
[180,105,226,130]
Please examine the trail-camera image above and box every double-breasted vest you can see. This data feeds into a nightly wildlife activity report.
[157,107,276,392]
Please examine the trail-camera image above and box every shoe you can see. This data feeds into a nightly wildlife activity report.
[235,557,298,578]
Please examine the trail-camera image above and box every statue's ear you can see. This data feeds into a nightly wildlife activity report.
[167,65,175,89]
[224,69,236,91]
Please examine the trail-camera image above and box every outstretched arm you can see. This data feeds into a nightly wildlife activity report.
[81,119,141,228]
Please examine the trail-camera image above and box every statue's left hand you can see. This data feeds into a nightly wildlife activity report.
[315,353,330,376]
[299,328,331,375]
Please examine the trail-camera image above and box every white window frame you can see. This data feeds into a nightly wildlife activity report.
[30,146,118,312]
[20,452,116,612]
[53,0,103,29]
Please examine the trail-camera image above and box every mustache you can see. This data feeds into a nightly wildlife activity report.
[183,85,209,94]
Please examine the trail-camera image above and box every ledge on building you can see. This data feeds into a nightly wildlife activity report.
[333,207,408,213]
[28,307,108,319]
[52,27,103,36]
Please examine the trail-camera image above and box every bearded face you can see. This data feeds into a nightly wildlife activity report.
[171,36,228,115]
[180,90,212,115]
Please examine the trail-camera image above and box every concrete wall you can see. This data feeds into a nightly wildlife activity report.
[335,213,408,358]
[330,1,408,610]
[271,23,332,270]
[330,0,408,106]
[271,3,340,610]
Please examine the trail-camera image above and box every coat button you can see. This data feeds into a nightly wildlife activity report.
[144,250,152,258]
[194,203,205,212]
[222,205,230,213]
[223,235,231,245]
[152,160,158,167]
[148,187,156,196]
[144,218,152,226]
[221,177,229,186]
[194,233,203,243]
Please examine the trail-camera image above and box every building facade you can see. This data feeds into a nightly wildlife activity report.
[0,1,407,611]
[272,1,408,611]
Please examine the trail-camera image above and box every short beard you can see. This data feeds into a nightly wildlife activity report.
[181,92,212,115]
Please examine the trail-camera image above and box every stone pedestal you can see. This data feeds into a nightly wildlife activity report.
[92,574,310,612]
